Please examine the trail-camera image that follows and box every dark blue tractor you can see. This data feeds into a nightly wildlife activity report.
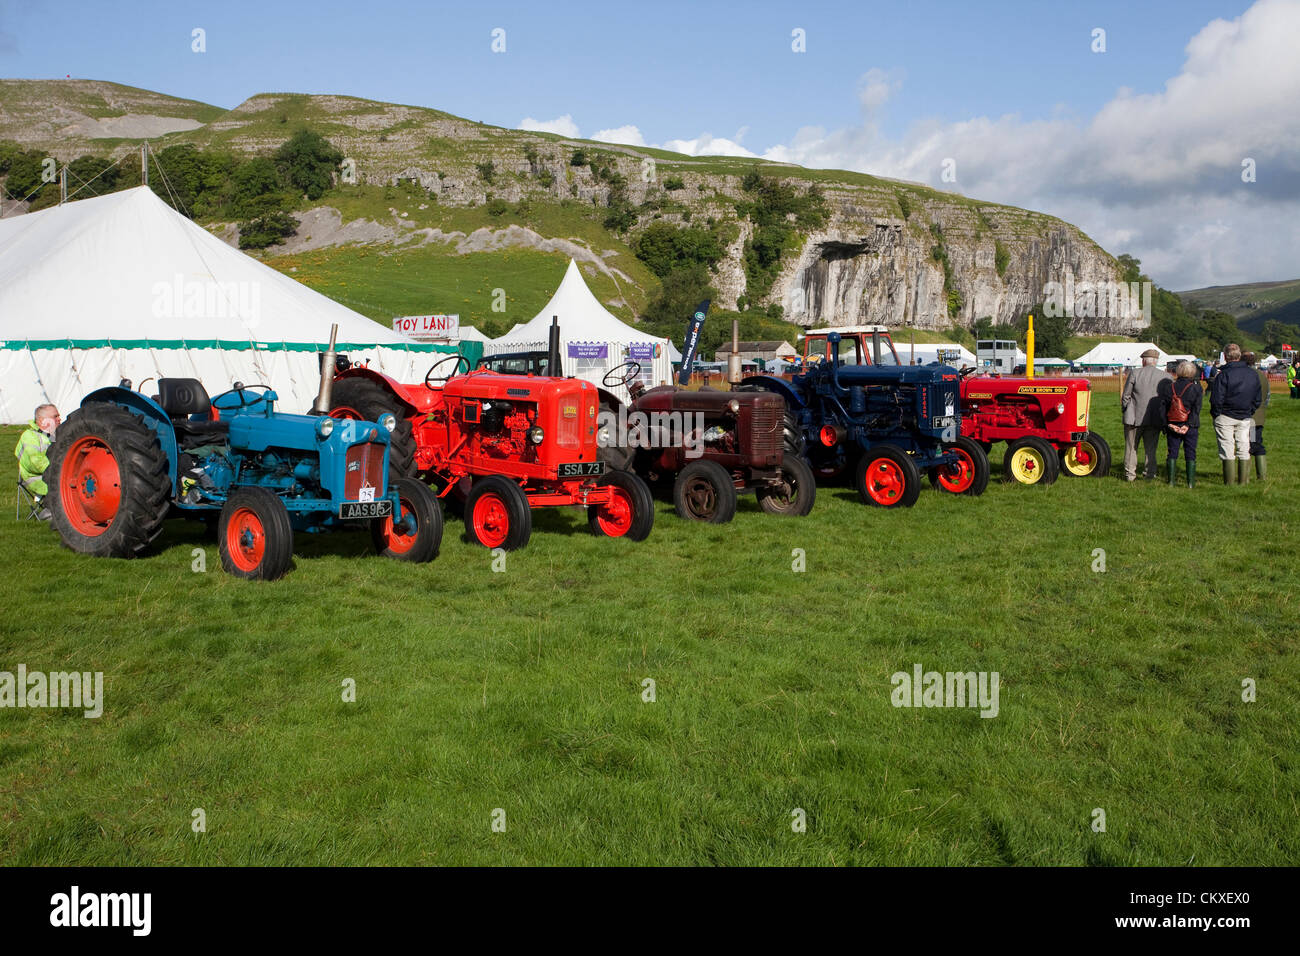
[46,376,443,580]
[741,332,989,507]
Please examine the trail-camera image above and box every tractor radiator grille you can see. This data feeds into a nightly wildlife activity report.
[344,442,386,499]
[750,403,783,457]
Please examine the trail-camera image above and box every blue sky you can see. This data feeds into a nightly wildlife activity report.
[2,0,1294,288]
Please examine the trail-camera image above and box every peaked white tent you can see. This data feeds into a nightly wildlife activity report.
[0,187,458,423]
[1073,341,1168,369]
[486,259,673,400]
[457,324,492,343]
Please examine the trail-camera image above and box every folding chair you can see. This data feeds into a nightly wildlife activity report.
[16,479,42,521]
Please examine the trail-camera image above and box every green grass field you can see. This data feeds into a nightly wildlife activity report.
[2,390,1297,865]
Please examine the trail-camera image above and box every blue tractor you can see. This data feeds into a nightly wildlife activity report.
[742,331,989,507]
[46,363,443,580]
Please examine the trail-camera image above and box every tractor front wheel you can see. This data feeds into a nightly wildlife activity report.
[372,478,443,562]
[756,454,817,516]
[1060,431,1112,478]
[672,459,738,523]
[330,378,418,480]
[47,402,171,557]
[588,470,655,540]
[218,487,294,580]
[856,445,922,508]
[1003,436,1061,485]
[928,436,990,496]
[464,475,532,551]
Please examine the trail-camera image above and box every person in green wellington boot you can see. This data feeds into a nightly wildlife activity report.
[1159,361,1202,487]
[1244,352,1270,481]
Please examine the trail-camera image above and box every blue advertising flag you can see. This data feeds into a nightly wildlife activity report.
[678,300,710,385]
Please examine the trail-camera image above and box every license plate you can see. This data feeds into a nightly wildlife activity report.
[932,416,956,429]
[339,499,393,520]
[557,461,605,478]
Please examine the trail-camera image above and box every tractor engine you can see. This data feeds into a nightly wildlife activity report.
[469,399,537,462]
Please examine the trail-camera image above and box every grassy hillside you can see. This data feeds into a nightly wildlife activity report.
[1178,278,1300,332]
[3,392,1297,865]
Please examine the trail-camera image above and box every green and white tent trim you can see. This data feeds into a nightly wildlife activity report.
[0,187,474,423]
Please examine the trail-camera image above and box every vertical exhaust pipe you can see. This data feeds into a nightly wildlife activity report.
[548,316,562,377]
[727,317,741,385]
[312,323,338,414]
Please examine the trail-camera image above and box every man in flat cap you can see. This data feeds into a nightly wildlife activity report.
[1121,348,1170,481]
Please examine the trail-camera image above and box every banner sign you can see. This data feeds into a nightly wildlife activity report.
[393,314,459,341]
[678,299,710,384]
[567,342,608,359]
[628,343,658,362]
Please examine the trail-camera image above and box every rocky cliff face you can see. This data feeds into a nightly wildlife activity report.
[2,83,1146,335]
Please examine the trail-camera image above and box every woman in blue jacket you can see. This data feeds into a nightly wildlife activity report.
[1159,361,1203,487]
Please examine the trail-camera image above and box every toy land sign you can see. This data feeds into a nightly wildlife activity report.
[393,314,459,341]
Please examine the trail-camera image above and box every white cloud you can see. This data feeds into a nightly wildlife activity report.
[518,114,579,137]
[591,125,647,147]
[660,133,756,158]
[753,0,1300,289]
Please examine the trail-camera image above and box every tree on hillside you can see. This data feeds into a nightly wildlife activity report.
[274,129,343,200]
[1261,319,1300,353]
[634,221,724,278]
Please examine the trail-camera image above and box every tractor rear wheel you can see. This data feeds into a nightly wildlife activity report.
[464,475,532,551]
[1060,431,1112,478]
[856,445,921,507]
[672,459,737,523]
[588,470,655,540]
[782,411,805,456]
[756,454,817,516]
[330,378,418,480]
[218,487,294,580]
[928,436,990,496]
[47,402,171,558]
[1003,436,1060,485]
[596,402,634,471]
[372,478,443,562]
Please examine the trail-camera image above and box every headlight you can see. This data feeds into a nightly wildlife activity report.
[379,413,397,432]
[727,399,740,413]
[597,425,610,446]
[316,417,335,438]
[1056,402,1066,415]
[528,426,544,444]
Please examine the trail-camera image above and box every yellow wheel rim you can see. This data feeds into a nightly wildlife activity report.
[1062,441,1098,476]
[1011,447,1046,483]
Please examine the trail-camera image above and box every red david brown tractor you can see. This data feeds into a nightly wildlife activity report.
[957,373,1110,485]
[44,327,443,581]
[326,328,655,551]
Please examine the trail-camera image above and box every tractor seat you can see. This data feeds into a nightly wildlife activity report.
[157,378,230,445]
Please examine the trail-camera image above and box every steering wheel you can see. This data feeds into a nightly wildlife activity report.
[212,382,273,409]
[603,361,642,389]
[959,366,979,379]
[424,354,470,390]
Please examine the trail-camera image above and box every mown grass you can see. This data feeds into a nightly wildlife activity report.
[1,391,1297,865]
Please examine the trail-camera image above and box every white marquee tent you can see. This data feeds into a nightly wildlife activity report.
[0,187,459,424]
[903,342,977,367]
[485,258,674,401]
[1073,341,1169,369]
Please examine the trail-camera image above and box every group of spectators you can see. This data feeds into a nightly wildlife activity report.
[1122,344,1268,487]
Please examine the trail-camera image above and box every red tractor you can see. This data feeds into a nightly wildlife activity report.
[799,326,1109,485]
[326,352,654,550]
[957,372,1110,485]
